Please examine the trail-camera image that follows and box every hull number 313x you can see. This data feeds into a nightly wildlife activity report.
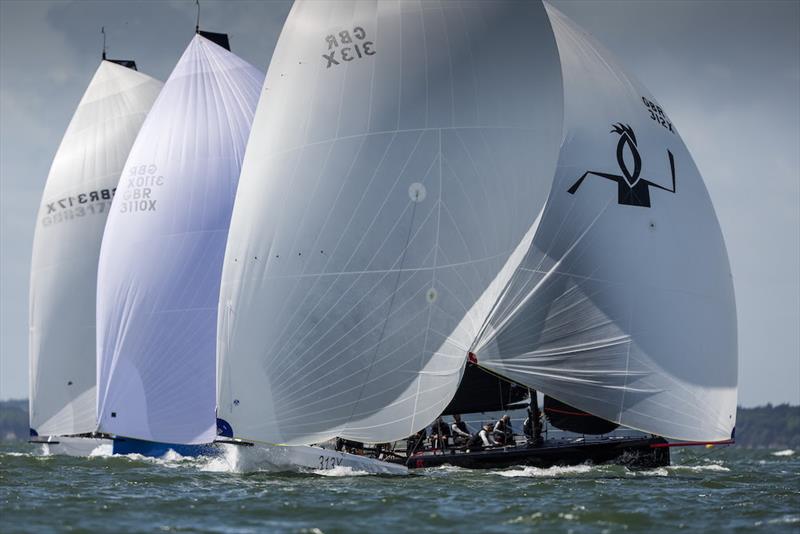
[319,455,344,470]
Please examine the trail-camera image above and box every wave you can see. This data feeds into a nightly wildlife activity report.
[423,464,469,474]
[87,443,220,471]
[633,467,669,477]
[771,449,795,457]
[755,515,800,527]
[197,445,240,473]
[668,463,730,473]
[88,444,114,457]
[492,464,596,478]
[311,465,374,477]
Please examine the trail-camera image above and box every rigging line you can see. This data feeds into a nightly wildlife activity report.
[268,137,435,375]
[266,131,410,364]
[269,223,438,389]
[470,210,542,353]
[409,128,444,434]
[195,0,200,33]
[268,203,436,388]
[342,190,422,433]
[101,26,106,60]
[486,198,613,344]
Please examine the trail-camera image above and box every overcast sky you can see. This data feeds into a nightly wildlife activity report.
[0,0,797,407]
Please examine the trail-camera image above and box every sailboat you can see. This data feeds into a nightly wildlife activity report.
[29,43,163,456]
[216,0,735,472]
[215,0,559,472]
[94,29,264,457]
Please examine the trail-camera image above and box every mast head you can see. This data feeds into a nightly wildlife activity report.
[194,0,230,51]
[197,30,230,51]
[100,26,138,70]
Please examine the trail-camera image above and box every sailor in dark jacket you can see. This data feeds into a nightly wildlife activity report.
[493,414,513,445]
[451,414,471,445]
[429,417,451,450]
[407,427,427,454]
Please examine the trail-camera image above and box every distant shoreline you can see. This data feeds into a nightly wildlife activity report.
[2,399,797,449]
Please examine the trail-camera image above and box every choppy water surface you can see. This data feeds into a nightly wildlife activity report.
[1,443,797,532]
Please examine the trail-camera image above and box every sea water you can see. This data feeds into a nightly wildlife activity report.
[1,443,797,532]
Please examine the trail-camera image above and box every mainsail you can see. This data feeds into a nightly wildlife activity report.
[29,60,162,437]
[96,35,263,445]
[217,0,564,445]
[474,4,738,442]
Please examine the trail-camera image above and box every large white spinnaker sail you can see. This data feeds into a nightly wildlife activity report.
[474,4,737,443]
[96,35,263,445]
[217,0,564,446]
[29,61,162,437]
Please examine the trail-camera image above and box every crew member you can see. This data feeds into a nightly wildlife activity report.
[451,414,471,446]
[429,417,451,450]
[466,423,496,452]
[407,427,427,454]
[493,414,513,445]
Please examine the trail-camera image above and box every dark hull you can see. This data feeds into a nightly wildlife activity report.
[398,436,669,470]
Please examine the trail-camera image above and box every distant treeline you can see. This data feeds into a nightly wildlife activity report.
[734,403,799,449]
[0,399,27,441]
[1,399,797,448]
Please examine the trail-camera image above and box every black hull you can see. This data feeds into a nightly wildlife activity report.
[397,436,669,470]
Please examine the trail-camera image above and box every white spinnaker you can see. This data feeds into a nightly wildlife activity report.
[217,0,563,445]
[96,36,264,445]
[475,4,737,442]
[29,61,162,437]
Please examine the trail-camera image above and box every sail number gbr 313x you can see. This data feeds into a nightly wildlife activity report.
[322,27,375,68]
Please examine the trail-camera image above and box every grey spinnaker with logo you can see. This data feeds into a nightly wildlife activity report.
[473,4,737,443]
[216,0,564,446]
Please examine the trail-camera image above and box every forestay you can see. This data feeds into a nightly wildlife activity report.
[96,35,263,444]
[474,4,738,442]
[29,61,161,437]
[217,0,564,445]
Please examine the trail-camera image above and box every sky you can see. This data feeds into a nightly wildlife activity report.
[0,0,797,407]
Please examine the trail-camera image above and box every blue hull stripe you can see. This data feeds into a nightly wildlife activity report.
[112,437,217,457]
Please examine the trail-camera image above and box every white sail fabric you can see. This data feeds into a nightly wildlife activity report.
[96,35,264,445]
[28,61,162,437]
[475,4,738,442]
[217,0,564,445]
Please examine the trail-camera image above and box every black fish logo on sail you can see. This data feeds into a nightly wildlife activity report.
[567,123,676,208]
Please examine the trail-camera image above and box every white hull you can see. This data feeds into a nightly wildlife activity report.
[32,435,112,457]
[221,442,407,475]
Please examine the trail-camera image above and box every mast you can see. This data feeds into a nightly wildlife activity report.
[99,26,138,70]
[193,0,230,51]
